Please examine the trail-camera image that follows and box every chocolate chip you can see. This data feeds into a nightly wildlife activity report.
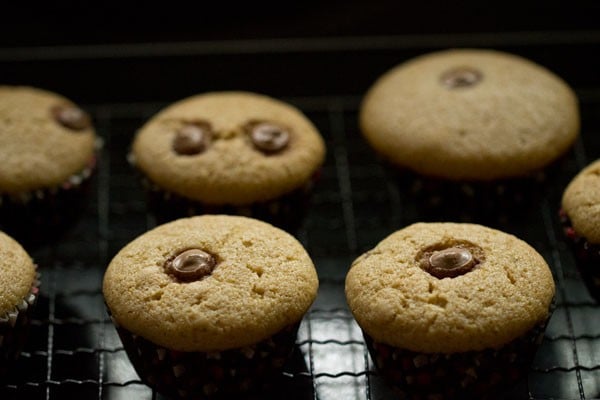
[173,123,211,155]
[425,247,476,278]
[51,104,91,131]
[440,67,482,89]
[248,122,290,153]
[165,249,216,281]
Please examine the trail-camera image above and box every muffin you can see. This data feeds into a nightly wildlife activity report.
[0,85,99,243]
[345,222,555,399]
[129,91,326,231]
[561,159,600,300]
[103,215,318,398]
[0,230,40,377]
[360,49,579,221]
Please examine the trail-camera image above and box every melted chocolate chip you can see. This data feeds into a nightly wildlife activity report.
[248,122,290,153]
[173,123,211,155]
[165,249,216,281]
[425,247,476,278]
[440,67,482,89]
[51,104,91,131]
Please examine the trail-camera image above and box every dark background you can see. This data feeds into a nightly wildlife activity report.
[0,1,599,104]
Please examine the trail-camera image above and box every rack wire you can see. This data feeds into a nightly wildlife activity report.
[1,34,600,400]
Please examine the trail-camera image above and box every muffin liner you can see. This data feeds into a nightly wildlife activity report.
[385,153,570,225]
[0,268,41,377]
[113,318,300,399]
[560,209,600,299]
[0,152,99,245]
[390,168,547,224]
[364,317,550,400]
[130,154,320,232]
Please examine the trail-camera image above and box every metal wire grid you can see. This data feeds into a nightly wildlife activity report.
[0,88,599,400]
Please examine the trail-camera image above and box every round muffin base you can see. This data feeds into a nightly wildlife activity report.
[140,171,320,233]
[560,209,600,300]
[364,319,549,400]
[0,269,40,378]
[113,320,301,399]
[0,156,97,246]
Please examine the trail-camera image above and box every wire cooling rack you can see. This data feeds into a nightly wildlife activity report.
[1,34,600,400]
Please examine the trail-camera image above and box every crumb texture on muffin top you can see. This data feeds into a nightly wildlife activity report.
[345,222,555,353]
[0,86,97,194]
[103,215,318,352]
[360,49,579,180]
[132,91,326,205]
[562,159,600,243]
[0,230,36,314]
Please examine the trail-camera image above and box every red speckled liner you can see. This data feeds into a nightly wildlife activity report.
[560,209,600,300]
[364,318,550,400]
[0,269,40,377]
[0,154,98,245]
[137,166,321,233]
[391,168,546,223]
[113,318,300,399]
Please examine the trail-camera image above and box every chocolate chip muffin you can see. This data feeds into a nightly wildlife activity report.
[0,230,40,376]
[345,222,555,399]
[0,85,99,243]
[360,49,579,221]
[561,159,600,300]
[103,215,318,398]
[129,91,326,231]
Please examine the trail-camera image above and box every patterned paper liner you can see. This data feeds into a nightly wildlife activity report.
[113,318,300,399]
[383,152,573,224]
[391,167,548,223]
[0,268,41,377]
[559,209,600,299]
[364,318,549,400]
[129,153,320,232]
[0,148,100,244]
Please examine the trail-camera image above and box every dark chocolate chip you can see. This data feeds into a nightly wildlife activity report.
[165,249,216,281]
[51,104,92,131]
[248,122,290,153]
[173,123,211,155]
[440,67,482,89]
[425,247,475,278]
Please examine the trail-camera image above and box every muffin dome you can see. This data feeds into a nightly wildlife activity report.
[360,49,579,180]
[345,222,555,353]
[131,91,325,205]
[103,215,319,351]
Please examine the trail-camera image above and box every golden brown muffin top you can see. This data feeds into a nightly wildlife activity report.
[103,215,319,352]
[345,222,555,353]
[360,49,579,180]
[0,86,97,194]
[0,230,36,314]
[562,159,600,243]
[131,91,326,205]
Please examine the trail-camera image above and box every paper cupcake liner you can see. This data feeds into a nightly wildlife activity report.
[560,209,600,299]
[113,319,300,399]
[0,153,99,244]
[384,153,570,224]
[364,318,549,400]
[0,269,41,377]
[130,153,320,232]
[391,168,546,223]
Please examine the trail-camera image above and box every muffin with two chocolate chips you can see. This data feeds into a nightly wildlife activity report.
[103,215,319,398]
[345,222,555,399]
[129,91,326,231]
[0,85,99,243]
